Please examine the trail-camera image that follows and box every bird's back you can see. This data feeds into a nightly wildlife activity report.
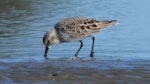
[54,17,117,42]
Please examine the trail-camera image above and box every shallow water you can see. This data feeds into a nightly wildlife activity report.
[0,0,150,84]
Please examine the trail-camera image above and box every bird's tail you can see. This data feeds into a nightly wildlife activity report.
[98,20,118,29]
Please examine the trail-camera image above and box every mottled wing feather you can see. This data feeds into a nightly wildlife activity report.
[55,17,102,38]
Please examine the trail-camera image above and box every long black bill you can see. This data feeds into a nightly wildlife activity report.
[44,47,49,59]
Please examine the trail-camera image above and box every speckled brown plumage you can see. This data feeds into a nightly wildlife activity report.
[54,17,117,42]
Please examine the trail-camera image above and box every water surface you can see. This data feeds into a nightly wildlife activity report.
[0,0,150,83]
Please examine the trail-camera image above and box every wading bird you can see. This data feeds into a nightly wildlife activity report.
[43,17,117,59]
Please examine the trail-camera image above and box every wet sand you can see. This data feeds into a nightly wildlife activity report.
[0,58,149,84]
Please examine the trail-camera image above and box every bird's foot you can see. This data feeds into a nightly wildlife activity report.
[44,55,49,59]
[72,56,79,61]
[90,52,94,58]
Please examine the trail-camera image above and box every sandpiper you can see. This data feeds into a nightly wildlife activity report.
[43,17,117,59]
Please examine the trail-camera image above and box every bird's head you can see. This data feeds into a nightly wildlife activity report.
[43,29,59,59]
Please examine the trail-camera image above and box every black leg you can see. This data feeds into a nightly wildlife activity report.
[90,37,95,57]
[74,40,83,57]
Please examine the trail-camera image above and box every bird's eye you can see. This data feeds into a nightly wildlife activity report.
[47,40,50,44]
[47,40,52,45]
[46,40,51,46]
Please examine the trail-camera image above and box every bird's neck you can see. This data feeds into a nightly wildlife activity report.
[51,29,60,44]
